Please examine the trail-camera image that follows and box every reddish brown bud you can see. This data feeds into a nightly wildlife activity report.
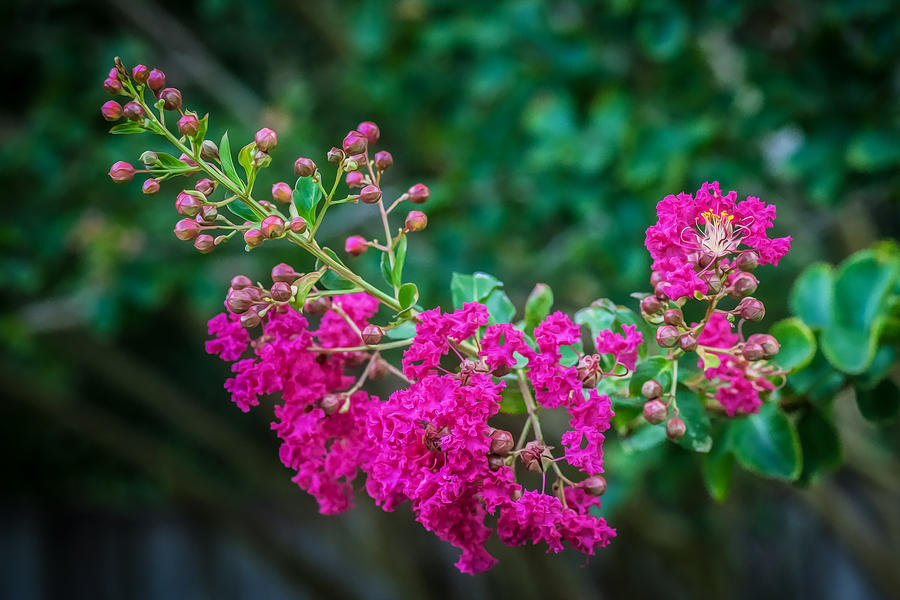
[260,215,285,239]
[200,140,219,161]
[361,325,383,346]
[405,210,428,232]
[293,157,316,178]
[244,228,264,248]
[194,234,215,254]
[159,88,182,111]
[132,64,149,83]
[289,217,307,234]
[327,147,343,164]
[730,272,759,299]
[747,333,780,358]
[423,422,450,453]
[226,289,256,313]
[122,101,145,121]
[254,128,277,152]
[520,440,552,473]
[142,178,160,195]
[741,342,765,361]
[103,78,122,94]
[356,121,380,145]
[492,364,511,378]
[643,399,668,424]
[737,297,765,322]
[490,429,514,455]
[342,130,368,155]
[304,297,331,315]
[581,476,607,497]
[173,218,200,241]
[368,358,389,380]
[175,192,202,217]
[408,183,430,204]
[663,308,684,326]
[345,235,368,257]
[147,69,165,92]
[487,454,505,472]
[320,394,343,416]
[666,417,686,440]
[374,150,393,171]
[108,161,135,183]
[345,171,365,189]
[177,114,199,136]
[359,184,382,204]
[655,325,680,348]
[240,310,261,329]
[641,379,663,400]
[194,178,215,196]
[101,100,123,121]
[679,333,698,353]
[702,272,723,294]
[230,275,253,290]
[270,281,292,302]
[271,182,292,203]
[736,251,759,272]
[271,263,298,283]
[344,153,366,171]
[650,271,663,288]
[641,295,662,315]
[654,282,669,301]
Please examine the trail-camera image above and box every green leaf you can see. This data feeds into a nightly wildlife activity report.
[450,272,502,308]
[227,200,259,223]
[499,384,527,414]
[219,132,240,184]
[730,402,802,481]
[289,271,323,310]
[398,283,419,310]
[524,284,554,334]
[675,388,712,453]
[238,141,255,179]
[575,306,616,340]
[770,317,817,371]
[622,424,667,454]
[857,345,896,389]
[855,379,900,424]
[821,323,881,375]
[154,152,190,170]
[195,113,209,142]
[293,176,323,223]
[696,347,721,370]
[109,122,147,135]
[702,433,734,502]
[315,248,358,290]
[797,408,842,483]
[628,356,672,397]
[386,320,416,340]
[484,289,516,325]
[392,235,407,287]
[380,251,393,288]
[789,263,834,329]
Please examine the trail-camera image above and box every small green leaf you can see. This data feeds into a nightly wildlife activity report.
[219,132,240,184]
[238,141,255,178]
[290,271,323,310]
[499,384,527,414]
[392,235,407,287]
[195,113,209,142]
[450,272,504,308]
[227,200,259,223]
[109,122,147,135]
[855,379,900,424]
[293,176,323,223]
[797,408,842,483]
[770,317,817,371]
[730,402,802,481]
[622,424,667,454]
[398,283,419,310]
[574,305,616,340]
[386,320,416,340]
[701,432,734,502]
[380,251,393,288]
[524,284,554,334]
[821,323,881,375]
[485,289,516,325]
[696,347,721,370]
[628,356,672,397]
[789,263,833,329]
[153,152,190,170]
[675,388,712,453]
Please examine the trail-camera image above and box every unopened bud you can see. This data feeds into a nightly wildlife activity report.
[345,171,365,189]
[581,476,607,497]
[641,379,663,400]
[320,394,343,416]
[251,149,270,168]
[368,358,389,380]
[666,417,686,440]
[643,399,668,424]
[730,272,758,299]
[304,297,330,315]
[101,100,123,121]
[408,183,430,204]
[230,275,253,290]
[272,182,292,203]
[520,440,552,473]
[254,128,277,152]
[697,250,716,268]
[361,325,383,346]
[271,263,297,283]
[159,88,182,111]
[650,271,663,288]
[177,114,199,137]
[741,342,765,361]
[702,272,723,294]
[122,101,145,121]
[200,140,219,161]
[359,185,382,204]
[345,235,368,257]
[270,281,292,302]
[487,454,505,472]
[175,192,202,217]
[132,64,149,83]
[640,295,662,315]
[356,121,380,145]
[737,297,765,322]
[260,215,285,239]
[655,325,680,348]
[327,147,343,164]
[492,364,512,378]
[140,151,159,166]
[405,210,428,232]
[747,333,780,358]
[342,130,367,155]
[736,251,759,272]
[226,289,256,313]
[490,429,514,455]
[142,178,160,194]
[103,78,122,94]
[108,161,135,183]
[173,218,200,241]
[289,217,307,233]
[679,333,698,353]
[240,310,261,329]
[374,150,393,171]
[194,234,215,254]
[654,282,669,300]
[663,308,683,326]
[147,69,165,92]
[244,228,264,248]
[197,204,217,224]
[293,157,316,178]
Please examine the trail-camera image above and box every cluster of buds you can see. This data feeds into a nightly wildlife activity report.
[224,263,303,328]
[639,379,685,440]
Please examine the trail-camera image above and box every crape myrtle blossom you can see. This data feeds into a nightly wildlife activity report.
[594,323,644,372]
[644,181,792,300]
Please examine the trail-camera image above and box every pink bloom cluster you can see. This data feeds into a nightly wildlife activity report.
[527,312,582,409]
[696,313,774,416]
[595,323,644,371]
[644,181,792,300]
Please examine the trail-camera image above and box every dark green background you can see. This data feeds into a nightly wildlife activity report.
[1,1,898,598]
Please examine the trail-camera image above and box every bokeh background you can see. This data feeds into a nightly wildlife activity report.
[2,0,899,598]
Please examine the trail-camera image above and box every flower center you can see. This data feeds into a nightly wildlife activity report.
[697,209,741,256]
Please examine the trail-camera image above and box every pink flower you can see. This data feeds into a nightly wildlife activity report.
[595,324,643,372]
[561,390,614,474]
[402,302,489,380]
[480,323,535,371]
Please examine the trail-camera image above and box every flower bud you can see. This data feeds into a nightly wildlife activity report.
[345,235,368,257]
[132,64,149,83]
[650,271,663,288]
[101,100,123,121]
[737,297,765,322]
[292,157,315,177]
[374,150,393,171]
[654,282,668,301]
[260,215,285,239]
[304,297,331,315]
[345,171,365,189]
[271,182,293,203]
[258,199,275,211]
[197,204,217,224]
[175,191,202,217]
[327,147,343,164]
[408,183,430,204]
[640,295,662,315]
[679,333,698,353]
[320,394,343,416]
[361,325,383,346]
[193,178,214,196]
[741,342,765,361]
[747,333,780,358]
[142,178,160,194]
[108,161,135,183]
[173,218,200,241]
[289,216,308,233]
[194,234,215,254]
[343,154,365,172]
[178,153,198,168]
[520,440,552,473]
[230,275,253,290]
[270,281,292,302]
[663,308,683,326]
[159,88,182,111]
[702,272,723,294]
[696,250,716,268]
[666,417,686,440]
[227,288,256,313]
[200,140,219,161]
[244,228,264,248]
[641,379,663,400]
[356,121,380,145]
[123,102,145,121]
[581,476,607,497]
[254,128,277,152]
[342,130,367,155]
[655,325,680,348]
[178,114,200,137]
[251,150,270,168]
[490,429,514,455]
[359,185,382,204]
[737,251,759,272]
[368,358,389,380]
[405,210,428,232]
[730,272,758,299]
[643,399,668,424]
[140,151,159,166]
[487,454,505,472]
[423,422,450,453]
[103,78,122,94]
[147,69,165,92]
[240,310,261,329]
[271,263,297,283]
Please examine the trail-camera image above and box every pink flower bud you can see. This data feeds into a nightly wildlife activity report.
[101,101,123,121]
[179,153,198,168]
[226,289,256,313]
[361,324,384,346]
[650,271,663,288]
[108,161,135,183]
[489,429,514,455]
[356,121,380,145]
[159,88,182,111]
[194,234,215,254]
[289,216,308,233]
[132,64,149,83]
[581,476,607,497]
[200,140,219,161]
[327,147,343,164]
[737,251,759,272]
[344,235,368,257]
[747,333,780,358]
[374,150,393,171]
[407,183,430,204]
[197,205,217,224]
[737,297,765,322]
[271,263,297,283]
[405,210,428,232]
[342,130,367,155]
[122,101,145,121]
[173,218,200,241]
[666,417,686,440]
[148,69,166,92]
[230,275,253,290]
[359,184,382,204]
[679,333,698,353]
[345,171,365,189]
[643,399,668,424]
[178,114,200,136]
[195,178,215,196]
[729,272,758,299]
[741,342,765,361]
[519,440,551,473]
[655,325,680,348]
[304,297,331,315]
[271,182,292,203]
[270,281,292,302]
[254,128,277,152]
[142,178,160,194]
[103,78,122,95]
[175,192,202,217]
[343,153,365,172]
[244,228,264,247]
[240,310,261,329]
[487,454,505,472]
[640,295,662,315]
[260,215,285,239]
[294,157,316,177]
[663,308,683,326]
[320,394,343,416]
[641,379,663,399]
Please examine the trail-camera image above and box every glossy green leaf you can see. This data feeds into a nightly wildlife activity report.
[237,141,255,179]
[385,320,416,340]
[701,433,734,502]
[730,402,802,481]
[789,263,833,329]
[485,289,516,325]
[797,408,842,483]
[398,283,419,310]
[109,122,147,135]
[675,388,712,453]
[450,272,503,308]
[219,132,240,184]
[392,235,407,287]
[227,200,258,223]
[154,152,190,170]
[628,356,672,397]
[195,113,208,142]
[289,271,323,310]
[499,384,527,414]
[855,379,900,424]
[622,424,667,454]
[574,305,616,340]
[293,176,322,223]
[770,317,817,371]
[524,284,554,334]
